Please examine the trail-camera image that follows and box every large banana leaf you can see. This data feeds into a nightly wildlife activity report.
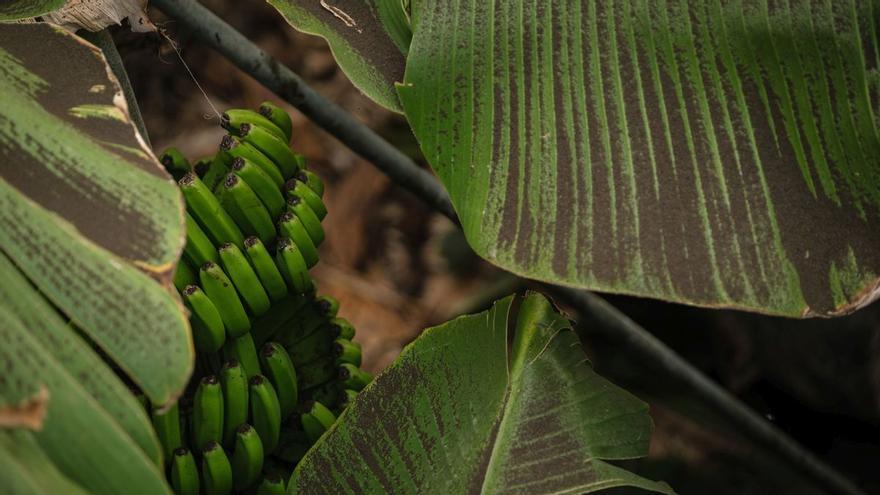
[0,430,91,494]
[0,0,64,20]
[0,261,171,494]
[0,21,186,494]
[0,24,191,405]
[289,293,673,494]
[271,0,880,317]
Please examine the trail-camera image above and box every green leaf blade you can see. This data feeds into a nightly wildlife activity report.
[0,306,171,495]
[0,24,192,405]
[0,431,91,495]
[0,0,64,20]
[395,0,880,317]
[0,253,163,466]
[289,293,672,494]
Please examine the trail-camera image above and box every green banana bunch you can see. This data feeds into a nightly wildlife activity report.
[152,103,373,493]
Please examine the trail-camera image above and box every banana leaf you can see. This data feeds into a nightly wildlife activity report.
[270,0,880,318]
[289,293,674,494]
[0,23,188,494]
[0,0,64,20]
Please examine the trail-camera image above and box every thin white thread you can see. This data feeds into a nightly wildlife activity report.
[158,28,221,121]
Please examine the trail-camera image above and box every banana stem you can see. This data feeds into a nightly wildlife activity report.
[150,2,865,494]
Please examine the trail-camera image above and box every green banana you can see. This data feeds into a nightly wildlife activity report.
[256,473,287,495]
[286,194,325,245]
[243,236,288,303]
[180,172,245,249]
[300,400,336,444]
[182,285,226,353]
[283,178,327,220]
[160,147,191,180]
[219,359,249,448]
[231,423,264,490]
[151,402,182,464]
[315,295,340,317]
[170,448,200,495]
[218,242,271,317]
[259,342,298,418]
[338,363,372,391]
[223,174,277,245]
[293,152,307,171]
[276,211,319,268]
[222,109,286,142]
[173,259,197,292]
[333,338,362,366]
[200,441,233,495]
[214,175,256,241]
[274,237,311,294]
[219,135,284,186]
[192,375,224,451]
[249,374,282,454]
[259,101,293,142]
[296,356,337,391]
[202,154,231,191]
[184,212,219,267]
[296,169,325,198]
[231,157,286,218]
[223,333,261,380]
[328,317,355,340]
[239,122,300,180]
[199,261,251,337]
